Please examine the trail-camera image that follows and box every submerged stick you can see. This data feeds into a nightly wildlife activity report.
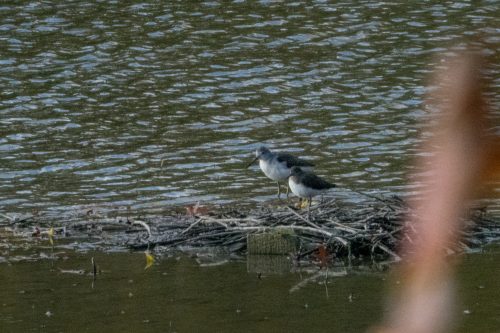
[91,257,97,280]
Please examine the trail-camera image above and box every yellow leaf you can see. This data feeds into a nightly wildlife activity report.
[300,199,309,209]
[48,227,54,246]
[145,251,154,270]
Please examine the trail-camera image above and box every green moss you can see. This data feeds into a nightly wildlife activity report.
[247,230,297,255]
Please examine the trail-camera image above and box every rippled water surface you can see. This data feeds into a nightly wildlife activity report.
[0,1,499,218]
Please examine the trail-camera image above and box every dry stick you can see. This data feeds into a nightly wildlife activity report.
[139,230,242,249]
[308,198,337,212]
[286,206,322,229]
[231,225,349,247]
[347,243,353,268]
[181,218,204,235]
[204,217,262,224]
[199,217,246,227]
[471,230,500,236]
[376,243,401,261]
[182,217,228,234]
[180,230,243,243]
[0,213,15,222]
[132,220,152,238]
[327,219,363,234]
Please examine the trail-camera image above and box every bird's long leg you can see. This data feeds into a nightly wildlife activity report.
[307,196,312,219]
[286,184,290,198]
[276,181,281,199]
[299,198,309,209]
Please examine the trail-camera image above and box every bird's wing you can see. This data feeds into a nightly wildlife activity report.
[302,172,335,190]
[276,153,314,168]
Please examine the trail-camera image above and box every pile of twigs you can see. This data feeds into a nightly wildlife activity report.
[126,195,499,263]
[2,195,500,263]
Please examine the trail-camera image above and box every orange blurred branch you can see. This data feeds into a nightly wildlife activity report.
[371,47,498,333]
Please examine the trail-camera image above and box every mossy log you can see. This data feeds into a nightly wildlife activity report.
[247,229,297,255]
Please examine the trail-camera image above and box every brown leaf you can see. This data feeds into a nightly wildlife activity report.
[314,244,331,268]
[185,202,210,216]
[32,227,41,237]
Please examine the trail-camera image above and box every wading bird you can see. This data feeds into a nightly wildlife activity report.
[247,146,314,199]
[288,166,335,215]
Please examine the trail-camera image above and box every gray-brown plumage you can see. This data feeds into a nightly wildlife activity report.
[247,146,314,198]
[288,166,335,216]
[276,153,314,169]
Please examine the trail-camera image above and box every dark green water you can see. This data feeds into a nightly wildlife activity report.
[1,245,499,333]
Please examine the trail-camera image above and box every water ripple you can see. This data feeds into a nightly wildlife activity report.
[0,0,498,218]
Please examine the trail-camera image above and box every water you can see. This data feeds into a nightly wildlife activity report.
[1,2,499,331]
[1,245,500,333]
[0,1,498,219]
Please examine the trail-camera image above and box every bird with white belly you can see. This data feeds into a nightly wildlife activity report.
[247,146,314,199]
[288,166,336,215]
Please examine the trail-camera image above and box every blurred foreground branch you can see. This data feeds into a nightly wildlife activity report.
[371,47,499,333]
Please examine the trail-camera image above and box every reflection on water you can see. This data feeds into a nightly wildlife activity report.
[0,1,498,219]
[0,245,499,332]
[0,250,383,333]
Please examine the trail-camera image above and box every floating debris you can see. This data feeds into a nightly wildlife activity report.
[144,251,154,269]
[58,268,85,275]
[2,195,499,265]
[48,227,54,246]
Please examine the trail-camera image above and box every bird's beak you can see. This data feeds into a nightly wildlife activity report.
[246,156,259,168]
